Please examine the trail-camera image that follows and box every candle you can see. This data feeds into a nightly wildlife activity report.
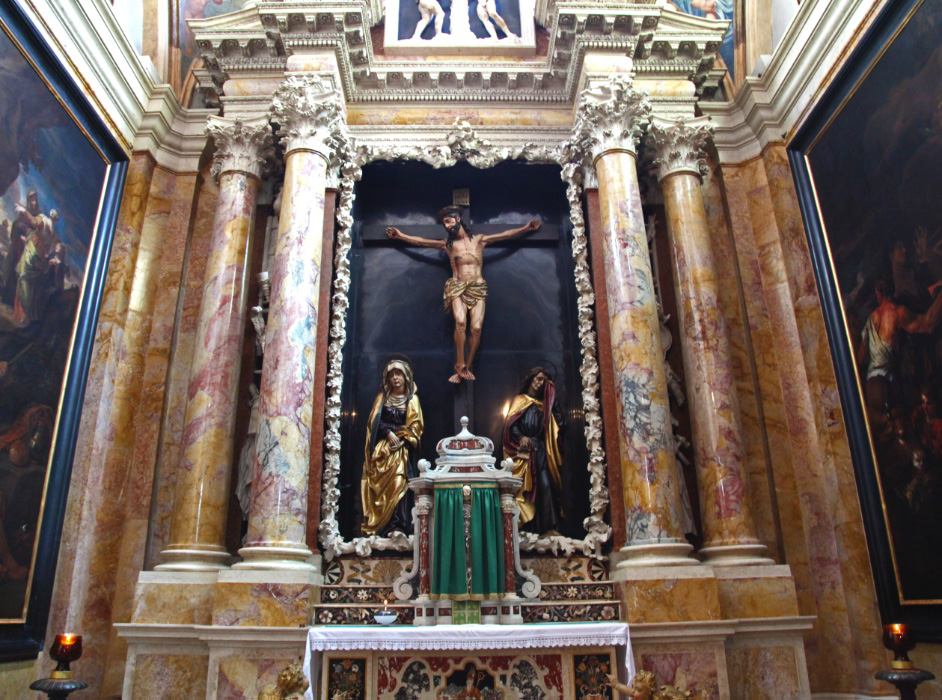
[383,599,389,611]
[49,633,83,679]
[882,623,914,669]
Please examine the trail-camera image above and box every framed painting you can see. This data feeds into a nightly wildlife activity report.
[789,0,942,638]
[0,1,127,659]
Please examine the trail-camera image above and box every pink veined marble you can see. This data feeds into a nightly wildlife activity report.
[661,172,760,549]
[244,150,327,550]
[502,511,515,594]
[419,511,430,595]
[596,150,685,545]
[169,171,259,552]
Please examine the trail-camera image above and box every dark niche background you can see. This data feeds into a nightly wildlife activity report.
[336,159,590,542]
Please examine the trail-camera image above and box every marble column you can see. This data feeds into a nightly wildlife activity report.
[236,76,347,570]
[416,488,433,597]
[158,116,272,570]
[647,117,771,566]
[573,77,697,567]
[499,489,516,596]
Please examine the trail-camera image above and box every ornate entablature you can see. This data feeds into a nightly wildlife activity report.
[189,0,729,108]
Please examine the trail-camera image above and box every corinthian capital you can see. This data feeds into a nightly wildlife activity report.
[646,116,713,182]
[271,75,348,158]
[572,75,652,163]
[207,116,274,180]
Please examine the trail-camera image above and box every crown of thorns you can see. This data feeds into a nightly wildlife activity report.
[436,205,465,224]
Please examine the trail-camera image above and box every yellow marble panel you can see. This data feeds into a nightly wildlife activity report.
[726,646,801,700]
[130,580,215,625]
[212,581,316,627]
[634,79,696,97]
[223,78,286,96]
[286,54,341,73]
[583,53,634,74]
[131,654,208,700]
[715,574,799,619]
[621,577,721,623]
[345,106,573,126]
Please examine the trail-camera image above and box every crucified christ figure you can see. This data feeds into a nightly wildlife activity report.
[386,205,540,384]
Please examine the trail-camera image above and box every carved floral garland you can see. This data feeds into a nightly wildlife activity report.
[319,119,612,559]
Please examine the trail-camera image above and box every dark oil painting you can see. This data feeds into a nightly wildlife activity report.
[0,23,107,620]
[805,0,942,603]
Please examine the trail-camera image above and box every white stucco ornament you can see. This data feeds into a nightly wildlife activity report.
[270,75,348,158]
[646,115,714,181]
[207,115,274,180]
[572,75,653,163]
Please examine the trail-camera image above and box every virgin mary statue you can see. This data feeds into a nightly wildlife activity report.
[360,358,424,536]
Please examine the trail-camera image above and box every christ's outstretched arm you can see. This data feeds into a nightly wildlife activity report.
[386,227,448,249]
[481,219,541,244]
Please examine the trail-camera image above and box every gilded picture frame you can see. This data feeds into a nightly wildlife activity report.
[789,0,942,638]
[0,1,127,660]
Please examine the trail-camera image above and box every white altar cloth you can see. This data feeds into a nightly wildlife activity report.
[303,622,634,699]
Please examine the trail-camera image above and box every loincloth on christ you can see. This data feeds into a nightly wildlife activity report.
[443,278,488,312]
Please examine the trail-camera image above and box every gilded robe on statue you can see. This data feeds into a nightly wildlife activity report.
[360,360,423,536]
[502,368,564,534]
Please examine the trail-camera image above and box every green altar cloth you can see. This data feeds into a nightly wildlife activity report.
[431,484,505,599]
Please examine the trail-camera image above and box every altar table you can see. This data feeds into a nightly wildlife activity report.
[303,622,634,699]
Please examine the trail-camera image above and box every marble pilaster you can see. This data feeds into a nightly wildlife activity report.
[647,117,771,567]
[158,116,272,570]
[236,76,347,570]
[149,169,219,565]
[48,152,157,699]
[572,76,696,568]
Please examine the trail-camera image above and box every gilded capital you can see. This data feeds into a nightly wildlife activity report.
[572,75,652,163]
[271,75,348,158]
[646,116,713,182]
[207,115,274,180]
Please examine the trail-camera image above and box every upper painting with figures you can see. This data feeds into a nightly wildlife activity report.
[385,0,536,56]
[665,0,735,83]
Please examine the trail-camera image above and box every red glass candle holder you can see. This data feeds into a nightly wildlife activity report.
[882,624,914,670]
[49,634,82,680]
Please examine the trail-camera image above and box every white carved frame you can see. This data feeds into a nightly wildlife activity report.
[319,120,612,560]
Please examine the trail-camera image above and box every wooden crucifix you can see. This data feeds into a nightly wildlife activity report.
[384,202,541,385]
